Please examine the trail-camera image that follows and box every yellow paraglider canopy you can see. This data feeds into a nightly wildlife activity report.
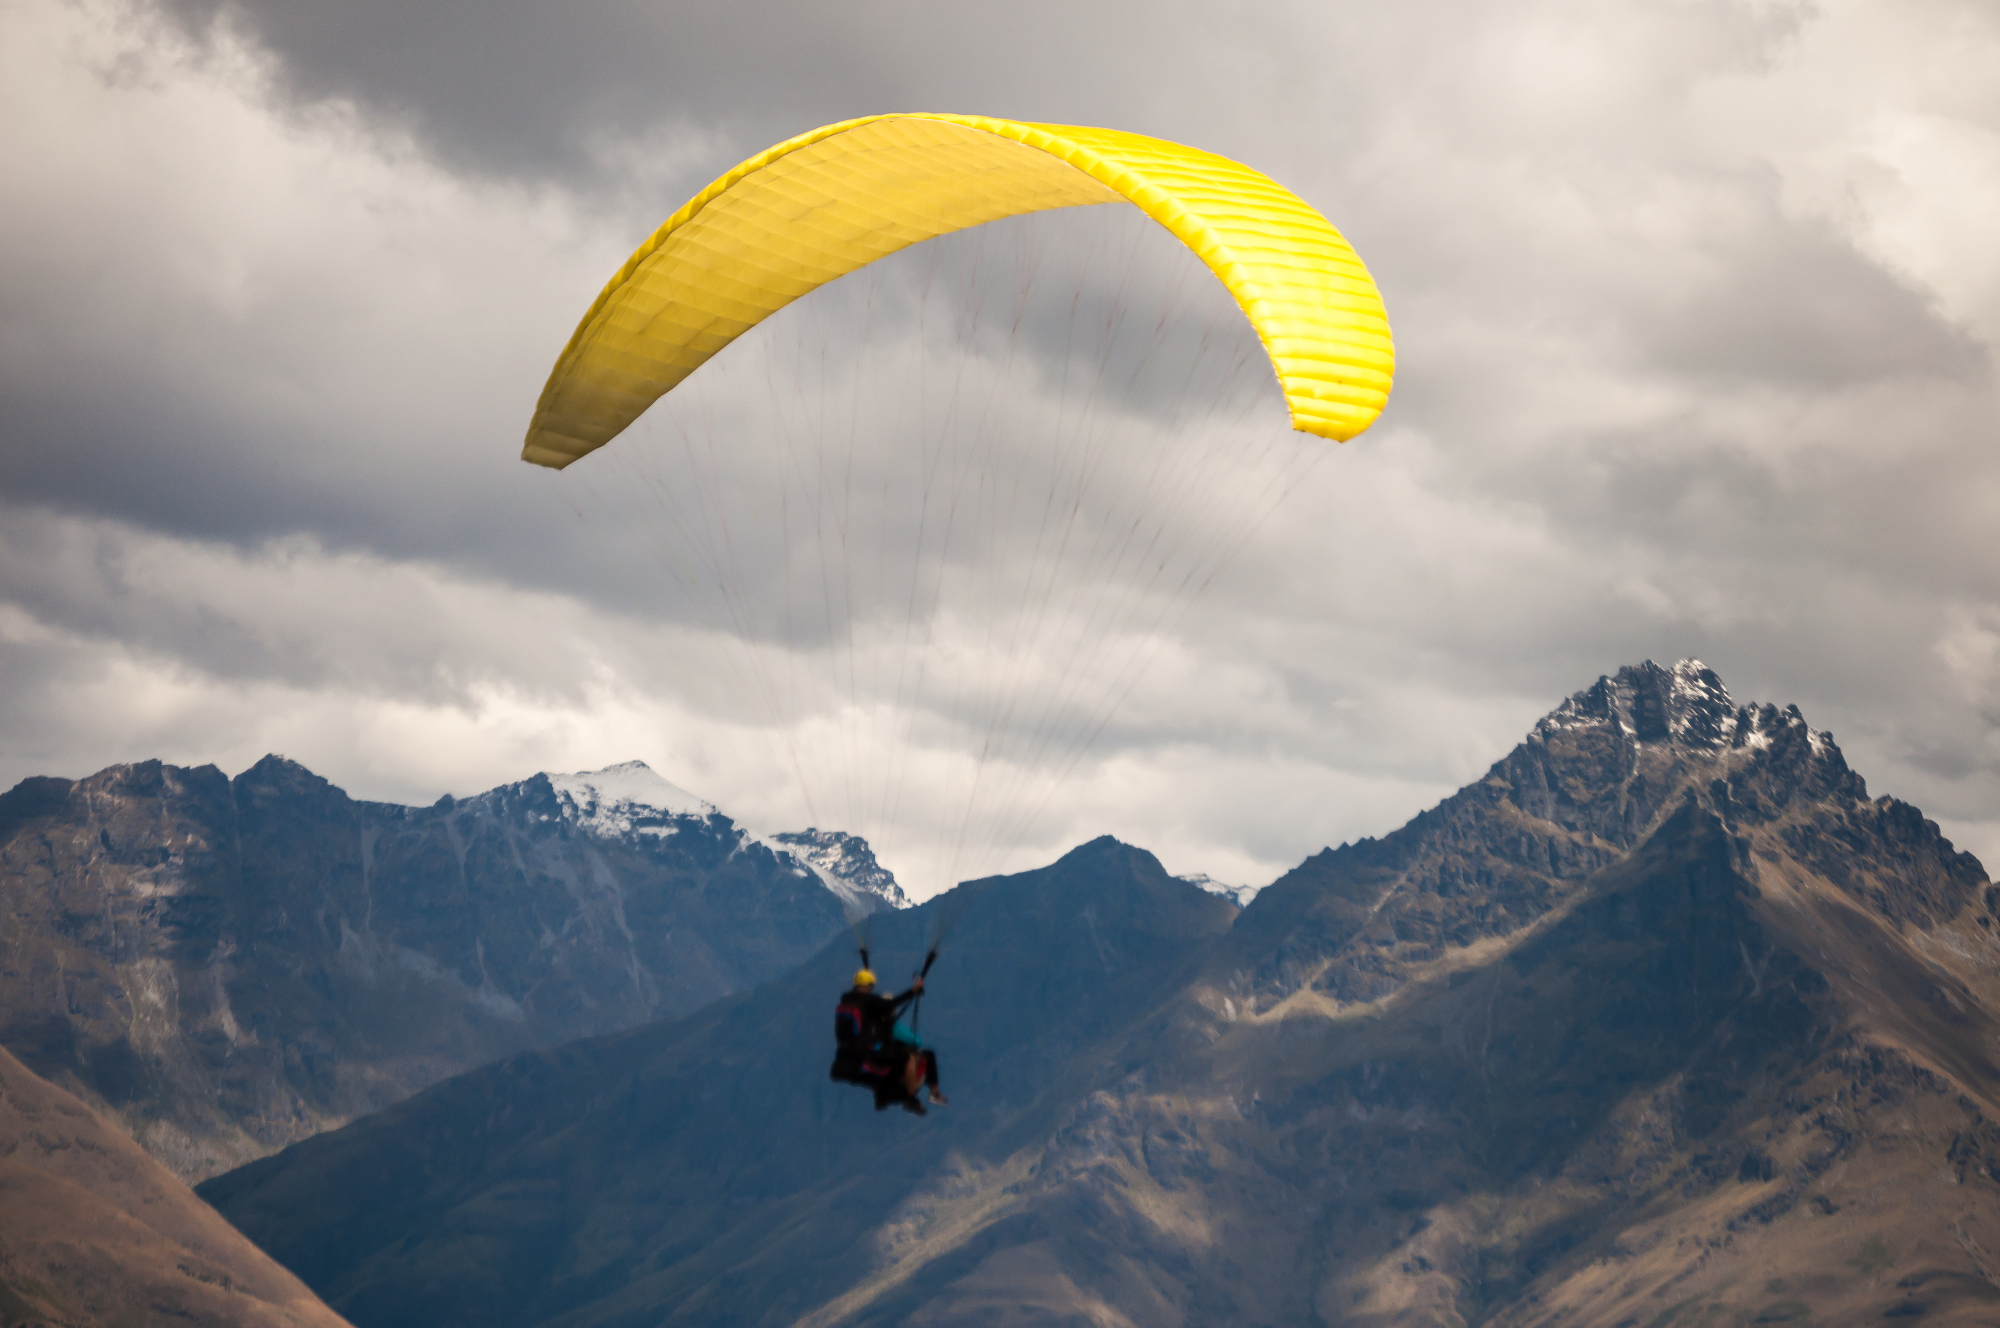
[523,113,1394,470]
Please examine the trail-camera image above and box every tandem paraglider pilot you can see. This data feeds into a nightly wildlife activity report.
[831,969,946,1115]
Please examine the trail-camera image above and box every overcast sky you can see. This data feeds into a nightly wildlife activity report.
[3,0,1996,896]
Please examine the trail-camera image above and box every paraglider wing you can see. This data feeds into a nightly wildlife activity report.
[522,113,1394,470]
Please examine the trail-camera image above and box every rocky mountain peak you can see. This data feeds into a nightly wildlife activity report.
[1539,658,1734,747]
[238,752,320,783]
[0,774,75,842]
[1534,658,1835,759]
[233,753,347,809]
[1229,659,1966,1014]
[1510,658,1866,840]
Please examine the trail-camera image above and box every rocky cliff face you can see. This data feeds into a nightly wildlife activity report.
[0,756,902,1181]
[203,662,2000,1327]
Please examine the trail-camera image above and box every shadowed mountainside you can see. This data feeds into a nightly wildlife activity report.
[0,756,893,1181]
[204,662,2000,1326]
[200,838,1235,1327]
[0,1042,353,1328]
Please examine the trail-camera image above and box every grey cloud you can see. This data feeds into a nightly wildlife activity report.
[0,629,107,774]
[0,505,598,705]
[1636,189,1984,387]
[9,0,2000,887]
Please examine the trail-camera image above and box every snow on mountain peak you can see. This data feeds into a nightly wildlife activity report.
[544,761,716,839]
[537,764,909,917]
[1180,873,1261,908]
[769,828,910,913]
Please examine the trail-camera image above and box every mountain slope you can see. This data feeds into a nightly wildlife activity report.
[0,1042,353,1328]
[0,756,897,1180]
[995,801,2000,1327]
[203,662,2000,1326]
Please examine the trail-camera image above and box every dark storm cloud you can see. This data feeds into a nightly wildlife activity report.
[0,353,635,603]
[154,0,1271,184]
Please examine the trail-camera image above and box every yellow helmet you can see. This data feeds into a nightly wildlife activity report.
[852,969,876,989]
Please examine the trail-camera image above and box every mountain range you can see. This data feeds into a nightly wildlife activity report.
[197,660,2000,1326]
[0,755,902,1181]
